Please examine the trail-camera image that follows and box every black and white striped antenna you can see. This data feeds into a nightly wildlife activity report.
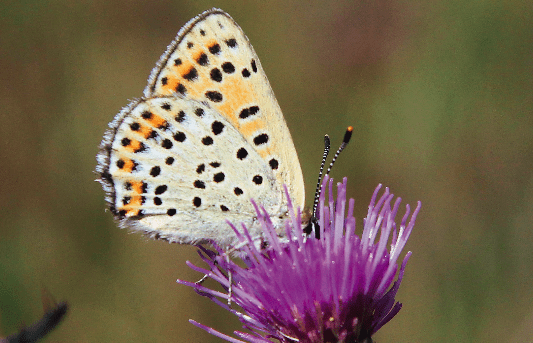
[304,126,353,237]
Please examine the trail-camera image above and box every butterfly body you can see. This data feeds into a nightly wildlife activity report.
[96,9,304,248]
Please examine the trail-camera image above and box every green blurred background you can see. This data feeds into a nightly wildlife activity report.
[1,0,532,342]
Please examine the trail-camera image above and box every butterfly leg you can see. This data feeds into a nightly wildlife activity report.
[195,273,209,285]
[226,251,233,307]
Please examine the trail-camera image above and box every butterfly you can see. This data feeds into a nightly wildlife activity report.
[96,8,306,249]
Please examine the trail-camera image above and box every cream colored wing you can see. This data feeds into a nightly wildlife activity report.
[144,8,304,210]
[97,96,289,247]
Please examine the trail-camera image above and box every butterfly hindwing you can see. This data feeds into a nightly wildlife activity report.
[97,96,286,245]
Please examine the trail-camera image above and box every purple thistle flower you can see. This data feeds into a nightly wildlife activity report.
[178,176,421,343]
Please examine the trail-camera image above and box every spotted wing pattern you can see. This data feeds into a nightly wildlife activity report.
[96,9,304,247]
[145,9,304,208]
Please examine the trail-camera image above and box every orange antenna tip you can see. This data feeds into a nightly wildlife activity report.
[343,126,353,144]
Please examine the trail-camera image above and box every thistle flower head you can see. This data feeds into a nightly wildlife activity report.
[178,176,421,343]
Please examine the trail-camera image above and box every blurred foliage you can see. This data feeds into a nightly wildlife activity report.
[1,1,532,342]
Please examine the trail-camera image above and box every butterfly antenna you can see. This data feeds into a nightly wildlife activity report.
[325,126,353,177]
[303,135,330,237]
[304,127,353,238]
[311,135,331,217]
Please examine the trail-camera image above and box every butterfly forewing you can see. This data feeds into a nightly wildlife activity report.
[145,9,304,210]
